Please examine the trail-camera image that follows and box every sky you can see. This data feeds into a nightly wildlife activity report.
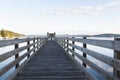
[0,0,120,35]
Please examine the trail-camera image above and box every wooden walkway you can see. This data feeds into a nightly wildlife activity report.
[13,41,88,80]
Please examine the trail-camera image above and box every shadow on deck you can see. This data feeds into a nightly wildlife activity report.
[13,41,88,80]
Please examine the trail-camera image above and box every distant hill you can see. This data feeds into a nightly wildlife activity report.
[92,33,120,37]
[0,29,26,38]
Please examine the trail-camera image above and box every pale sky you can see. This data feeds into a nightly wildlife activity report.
[0,0,120,35]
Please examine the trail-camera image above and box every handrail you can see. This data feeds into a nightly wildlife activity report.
[56,36,120,80]
[0,37,47,79]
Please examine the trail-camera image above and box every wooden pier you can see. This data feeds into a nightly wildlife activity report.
[13,41,87,80]
[0,33,120,80]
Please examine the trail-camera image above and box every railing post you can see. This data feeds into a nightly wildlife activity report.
[33,38,36,53]
[15,38,19,69]
[37,37,39,49]
[83,37,87,68]
[72,37,75,57]
[114,38,120,78]
[27,39,30,58]
[67,37,69,52]
[62,38,63,48]
[62,37,65,48]
[64,38,66,49]
[40,38,42,47]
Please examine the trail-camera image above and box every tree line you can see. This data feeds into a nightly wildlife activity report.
[0,29,25,38]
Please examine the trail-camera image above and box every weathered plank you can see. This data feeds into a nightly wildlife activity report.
[0,38,33,47]
[67,37,113,49]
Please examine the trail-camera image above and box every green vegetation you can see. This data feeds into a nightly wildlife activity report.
[0,29,26,38]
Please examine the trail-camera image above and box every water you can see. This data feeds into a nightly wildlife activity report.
[0,37,114,80]
[0,41,28,80]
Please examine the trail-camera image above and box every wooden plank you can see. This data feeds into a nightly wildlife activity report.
[67,37,113,49]
[0,38,34,47]
[67,47,119,80]
[68,43,120,71]
[0,42,37,62]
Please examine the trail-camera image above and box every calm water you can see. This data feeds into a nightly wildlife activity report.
[0,37,114,80]
[0,42,28,80]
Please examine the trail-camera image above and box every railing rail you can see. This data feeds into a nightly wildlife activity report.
[0,37,47,80]
[56,36,120,80]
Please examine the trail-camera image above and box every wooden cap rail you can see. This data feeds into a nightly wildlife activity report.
[57,36,120,80]
[0,37,47,79]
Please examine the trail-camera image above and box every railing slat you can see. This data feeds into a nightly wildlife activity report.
[67,37,114,50]
[0,38,34,48]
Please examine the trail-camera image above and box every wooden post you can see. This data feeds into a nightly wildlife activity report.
[67,38,69,52]
[62,38,64,48]
[64,38,66,49]
[114,38,120,78]
[33,38,36,53]
[27,39,30,58]
[51,36,52,40]
[83,37,87,68]
[37,37,39,50]
[39,38,42,47]
[15,38,19,69]
[72,37,75,57]
[62,38,65,48]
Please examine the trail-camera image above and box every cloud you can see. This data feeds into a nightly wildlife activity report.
[113,7,120,11]
[40,1,120,16]
[40,7,98,16]
[95,1,120,11]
